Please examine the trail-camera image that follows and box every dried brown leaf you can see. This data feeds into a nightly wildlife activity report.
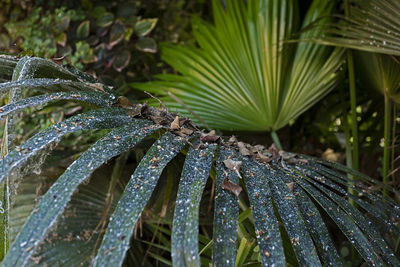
[201,130,220,143]
[286,182,295,192]
[238,142,251,156]
[114,96,134,109]
[221,177,242,197]
[170,116,180,130]
[228,135,238,144]
[256,151,271,163]
[223,159,242,172]
[268,144,280,160]
[177,128,194,136]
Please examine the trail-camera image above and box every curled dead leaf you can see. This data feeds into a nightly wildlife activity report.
[170,116,180,130]
[201,130,220,143]
[228,135,238,145]
[256,151,271,163]
[223,159,242,178]
[114,96,134,109]
[237,142,251,156]
[221,178,242,197]
[177,128,194,136]
[285,182,295,192]
[150,115,166,125]
[268,144,280,160]
[128,103,147,117]
[286,157,308,165]
[89,82,105,92]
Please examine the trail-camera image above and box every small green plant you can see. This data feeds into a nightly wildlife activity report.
[0,55,399,266]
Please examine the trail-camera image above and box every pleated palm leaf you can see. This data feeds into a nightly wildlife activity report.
[306,0,400,56]
[133,0,345,133]
[0,55,400,266]
[356,53,400,103]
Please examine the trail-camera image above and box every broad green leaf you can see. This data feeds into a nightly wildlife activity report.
[93,133,186,267]
[134,18,158,37]
[12,57,79,81]
[1,120,159,266]
[135,37,157,53]
[97,12,114,28]
[356,52,400,103]
[109,20,125,48]
[171,141,216,267]
[212,147,239,267]
[0,108,134,184]
[113,50,131,72]
[76,20,90,39]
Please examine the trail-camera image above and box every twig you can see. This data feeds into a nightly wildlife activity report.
[168,92,212,131]
[144,91,167,110]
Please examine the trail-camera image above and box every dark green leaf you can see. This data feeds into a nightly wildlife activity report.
[97,12,114,28]
[113,50,131,72]
[93,133,186,267]
[135,38,157,53]
[109,20,125,48]
[134,18,158,37]
[266,166,322,266]
[241,157,285,266]
[77,20,90,39]
[171,141,216,267]
[0,108,133,184]
[0,91,114,119]
[2,120,159,266]
[212,147,239,266]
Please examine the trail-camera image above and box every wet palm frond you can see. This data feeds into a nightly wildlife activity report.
[0,55,399,266]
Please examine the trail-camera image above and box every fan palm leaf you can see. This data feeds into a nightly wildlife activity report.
[0,56,399,266]
[133,0,345,132]
[305,0,400,56]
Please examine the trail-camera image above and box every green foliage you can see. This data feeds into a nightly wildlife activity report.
[134,0,345,132]
[0,1,158,82]
[0,55,399,266]
[306,0,400,56]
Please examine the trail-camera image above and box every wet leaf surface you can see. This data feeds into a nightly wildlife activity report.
[171,141,216,267]
[93,133,186,267]
[241,157,285,266]
[2,120,159,266]
[213,147,240,266]
[0,108,135,184]
[0,92,115,119]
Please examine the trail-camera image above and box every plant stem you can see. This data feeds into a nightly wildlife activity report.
[391,104,397,184]
[340,85,354,201]
[383,94,391,196]
[271,131,283,150]
[345,0,359,172]
[344,1,358,261]
[0,119,9,261]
